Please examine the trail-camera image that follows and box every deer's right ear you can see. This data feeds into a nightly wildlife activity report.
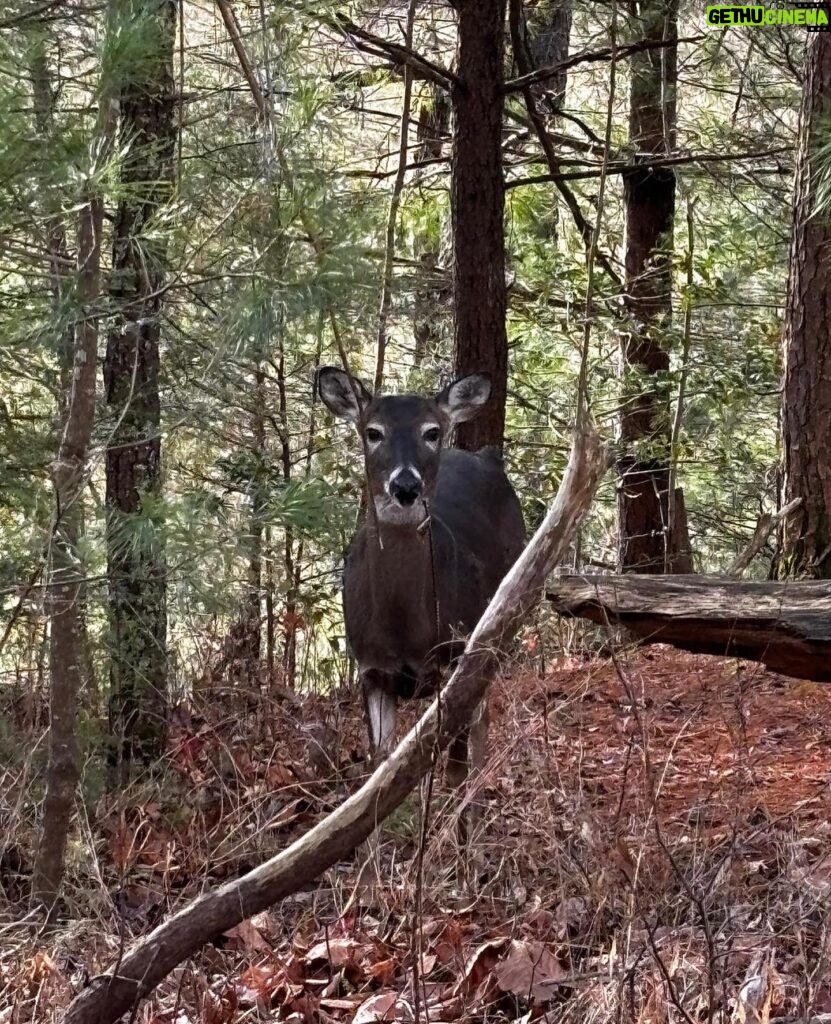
[317,366,372,424]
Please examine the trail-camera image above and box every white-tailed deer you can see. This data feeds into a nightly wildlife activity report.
[318,366,525,797]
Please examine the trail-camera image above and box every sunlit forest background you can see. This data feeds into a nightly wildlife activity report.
[1,1,798,701]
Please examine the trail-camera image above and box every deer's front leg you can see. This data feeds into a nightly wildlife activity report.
[362,670,397,759]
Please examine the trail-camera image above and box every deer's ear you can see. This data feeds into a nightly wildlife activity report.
[436,373,491,425]
[317,366,372,424]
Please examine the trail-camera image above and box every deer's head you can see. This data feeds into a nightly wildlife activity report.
[317,367,491,526]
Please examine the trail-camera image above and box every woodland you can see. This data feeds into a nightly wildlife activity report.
[2,0,831,1021]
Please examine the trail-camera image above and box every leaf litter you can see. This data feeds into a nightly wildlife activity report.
[3,650,831,1021]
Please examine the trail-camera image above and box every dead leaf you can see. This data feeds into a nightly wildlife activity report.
[234,964,283,1008]
[305,936,364,967]
[224,918,272,953]
[367,958,398,984]
[495,940,566,1001]
[353,992,415,1023]
[733,950,783,1024]
[452,937,509,999]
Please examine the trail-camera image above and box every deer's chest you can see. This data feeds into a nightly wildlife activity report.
[342,542,445,671]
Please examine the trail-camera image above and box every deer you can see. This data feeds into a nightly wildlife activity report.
[318,366,526,803]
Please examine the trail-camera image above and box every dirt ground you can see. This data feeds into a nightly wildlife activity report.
[2,648,831,1022]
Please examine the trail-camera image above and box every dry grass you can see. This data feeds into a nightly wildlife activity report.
[2,646,831,1022]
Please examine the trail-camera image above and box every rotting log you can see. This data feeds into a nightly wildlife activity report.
[61,423,609,1024]
[547,573,831,682]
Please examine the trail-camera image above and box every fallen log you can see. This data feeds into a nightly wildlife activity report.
[61,423,609,1024]
[547,573,831,681]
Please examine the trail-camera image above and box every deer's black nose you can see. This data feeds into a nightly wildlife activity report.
[390,468,422,507]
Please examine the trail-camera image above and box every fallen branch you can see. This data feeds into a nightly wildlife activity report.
[62,423,609,1024]
[547,572,831,681]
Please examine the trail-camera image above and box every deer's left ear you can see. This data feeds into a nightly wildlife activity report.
[436,373,492,425]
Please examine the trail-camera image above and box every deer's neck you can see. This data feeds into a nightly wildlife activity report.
[363,521,434,592]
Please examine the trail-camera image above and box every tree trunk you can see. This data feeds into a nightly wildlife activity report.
[781,31,831,580]
[29,32,97,705]
[29,34,75,406]
[32,187,105,912]
[618,0,683,573]
[450,0,509,453]
[546,573,831,682]
[105,0,176,773]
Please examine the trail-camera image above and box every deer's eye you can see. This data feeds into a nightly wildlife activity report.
[422,426,441,446]
[365,427,384,445]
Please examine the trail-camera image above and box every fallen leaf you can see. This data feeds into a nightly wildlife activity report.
[353,991,415,1023]
[234,964,282,1008]
[367,958,397,984]
[495,940,566,1001]
[452,937,509,999]
[224,918,272,953]
[733,950,783,1024]
[305,936,364,967]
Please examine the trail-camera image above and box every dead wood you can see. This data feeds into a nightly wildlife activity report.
[61,423,608,1024]
[547,572,831,681]
[726,497,802,577]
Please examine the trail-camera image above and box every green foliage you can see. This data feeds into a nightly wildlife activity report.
[0,1,801,718]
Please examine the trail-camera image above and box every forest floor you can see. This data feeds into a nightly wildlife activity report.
[2,648,831,1023]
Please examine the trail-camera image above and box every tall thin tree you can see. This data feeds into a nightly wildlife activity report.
[781,30,831,580]
[617,0,689,573]
[105,0,177,770]
[32,87,115,910]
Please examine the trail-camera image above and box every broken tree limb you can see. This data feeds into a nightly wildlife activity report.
[62,423,609,1024]
[726,497,802,577]
[546,572,831,681]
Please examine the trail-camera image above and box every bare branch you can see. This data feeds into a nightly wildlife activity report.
[727,497,802,577]
[61,424,609,1024]
[508,0,622,290]
[335,15,459,93]
[506,146,793,189]
[504,35,706,93]
[215,0,267,119]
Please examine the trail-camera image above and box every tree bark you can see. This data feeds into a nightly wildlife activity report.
[105,0,176,773]
[781,31,831,580]
[62,423,608,1024]
[546,573,831,682]
[450,0,509,452]
[618,0,683,574]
